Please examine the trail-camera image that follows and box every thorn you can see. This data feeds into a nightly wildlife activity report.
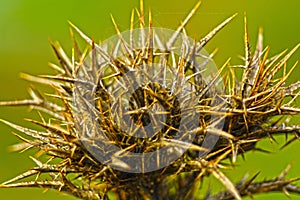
[167,1,201,49]
[197,13,238,51]
[279,164,292,180]
[68,21,112,63]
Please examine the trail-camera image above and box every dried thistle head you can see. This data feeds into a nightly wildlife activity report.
[1,1,300,200]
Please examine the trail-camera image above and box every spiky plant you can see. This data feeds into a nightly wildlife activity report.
[1,1,300,200]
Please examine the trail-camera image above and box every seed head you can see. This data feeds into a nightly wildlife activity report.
[0,1,300,200]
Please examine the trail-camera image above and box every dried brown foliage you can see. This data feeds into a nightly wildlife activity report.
[1,1,300,200]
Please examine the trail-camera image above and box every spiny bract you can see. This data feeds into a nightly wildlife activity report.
[1,1,300,200]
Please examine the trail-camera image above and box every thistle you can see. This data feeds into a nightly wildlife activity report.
[1,1,300,200]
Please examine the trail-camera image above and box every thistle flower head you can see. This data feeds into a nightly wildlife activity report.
[1,1,300,200]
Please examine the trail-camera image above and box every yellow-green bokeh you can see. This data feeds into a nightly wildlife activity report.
[0,0,299,199]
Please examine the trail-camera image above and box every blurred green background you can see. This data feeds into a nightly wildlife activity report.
[0,0,299,199]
